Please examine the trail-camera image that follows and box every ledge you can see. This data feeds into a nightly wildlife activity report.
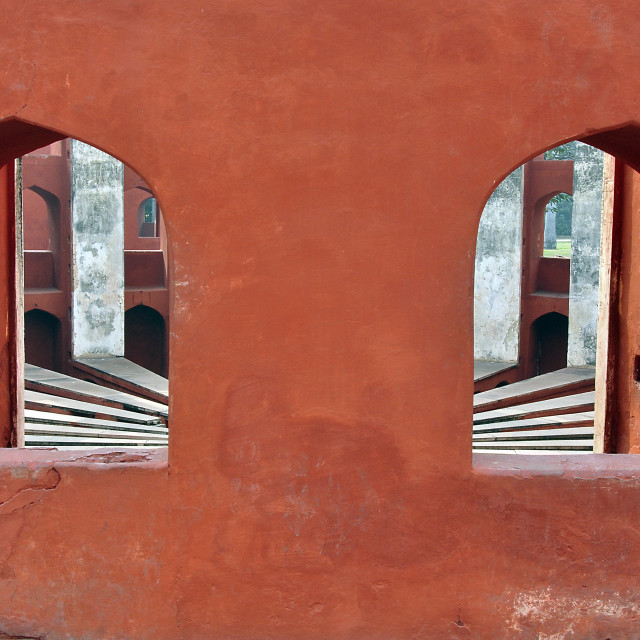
[0,446,168,469]
[473,452,640,480]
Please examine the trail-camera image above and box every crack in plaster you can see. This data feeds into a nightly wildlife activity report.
[18,64,35,113]
[0,469,60,633]
[16,54,38,115]
[16,33,43,114]
[0,468,61,516]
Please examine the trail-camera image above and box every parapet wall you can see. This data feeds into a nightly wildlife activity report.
[1,2,640,638]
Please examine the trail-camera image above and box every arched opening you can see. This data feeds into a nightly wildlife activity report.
[24,309,61,372]
[0,118,171,448]
[530,312,569,376]
[473,123,640,456]
[473,139,605,454]
[125,305,166,377]
[138,196,158,238]
[474,141,602,380]
[543,193,573,258]
[536,192,573,294]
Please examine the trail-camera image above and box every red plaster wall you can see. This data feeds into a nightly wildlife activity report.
[537,256,570,294]
[23,251,55,288]
[22,189,49,250]
[0,2,640,638]
[125,251,166,288]
[0,163,18,447]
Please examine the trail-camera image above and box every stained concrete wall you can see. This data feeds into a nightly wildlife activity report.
[70,140,124,358]
[567,142,604,367]
[474,167,523,362]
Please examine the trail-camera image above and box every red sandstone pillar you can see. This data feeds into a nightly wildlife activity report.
[605,163,640,453]
[0,161,23,447]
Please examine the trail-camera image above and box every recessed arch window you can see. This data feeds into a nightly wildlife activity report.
[24,309,62,372]
[125,304,167,377]
[543,193,573,258]
[138,196,159,238]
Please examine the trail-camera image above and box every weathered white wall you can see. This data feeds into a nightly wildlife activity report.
[567,142,604,367]
[543,205,556,249]
[70,140,124,358]
[474,167,523,362]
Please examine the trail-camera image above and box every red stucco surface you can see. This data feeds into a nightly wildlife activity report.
[1,2,640,638]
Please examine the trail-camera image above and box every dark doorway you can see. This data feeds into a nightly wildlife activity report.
[531,312,568,375]
[125,305,166,376]
[24,309,62,371]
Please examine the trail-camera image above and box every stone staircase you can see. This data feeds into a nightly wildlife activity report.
[23,363,168,449]
[472,367,596,454]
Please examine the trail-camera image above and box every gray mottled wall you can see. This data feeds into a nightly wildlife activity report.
[70,140,124,358]
[474,167,523,362]
[567,142,604,367]
[544,206,556,249]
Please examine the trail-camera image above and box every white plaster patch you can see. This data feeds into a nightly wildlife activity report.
[506,586,640,638]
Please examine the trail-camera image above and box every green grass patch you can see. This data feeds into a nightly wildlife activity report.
[543,238,571,258]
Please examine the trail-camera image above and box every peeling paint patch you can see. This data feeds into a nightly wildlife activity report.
[0,467,60,515]
[506,586,640,638]
[74,451,152,464]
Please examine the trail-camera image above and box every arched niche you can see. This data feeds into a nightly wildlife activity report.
[530,312,569,376]
[125,305,167,377]
[22,186,63,289]
[24,309,62,372]
[124,184,159,250]
[138,197,158,238]
[23,188,50,250]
